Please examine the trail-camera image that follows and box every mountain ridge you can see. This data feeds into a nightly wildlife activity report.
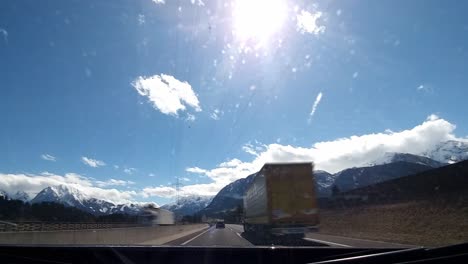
[161,195,213,216]
[30,185,146,216]
[198,151,457,217]
[2,140,466,217]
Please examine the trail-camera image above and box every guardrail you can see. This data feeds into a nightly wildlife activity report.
[0,221,143,232]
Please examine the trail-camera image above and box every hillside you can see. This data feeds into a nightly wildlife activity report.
[199,173,256,217]
[319,161,468,246]
[334,160,468,205]
[197,153,444,217]
[332,161,436,193]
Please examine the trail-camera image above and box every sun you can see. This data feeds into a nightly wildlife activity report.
[232,0,288,49]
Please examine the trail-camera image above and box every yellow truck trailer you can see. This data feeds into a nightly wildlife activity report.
[243,162,319,237]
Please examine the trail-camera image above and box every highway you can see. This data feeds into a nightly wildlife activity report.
[166,224,414,248]
[166,224,252,247]
[0,223,415,247]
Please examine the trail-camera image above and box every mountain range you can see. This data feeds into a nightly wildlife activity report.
[424,140,468,164]
[0,190,30,202]
[199,141,467,216]
[335,159,468,206]
[161,195,213,216]
[32,185,147,215]
[201,153,443,216]
[1,140,466,218]
[1,185,147,216]
[198,173,256,217]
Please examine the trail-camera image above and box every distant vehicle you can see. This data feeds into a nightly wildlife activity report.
[139,207,175,226]
[243,163,319,238]
[215,221,225,229]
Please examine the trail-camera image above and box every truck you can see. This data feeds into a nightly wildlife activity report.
[139,206,175,226]
[243,162,319,238]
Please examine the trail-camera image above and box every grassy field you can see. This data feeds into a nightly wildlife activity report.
[319,200,468,247]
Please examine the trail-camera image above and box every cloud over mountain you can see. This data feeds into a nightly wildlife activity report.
[147,115,467,197]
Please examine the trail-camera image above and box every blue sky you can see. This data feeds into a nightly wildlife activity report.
[1,0,468,205]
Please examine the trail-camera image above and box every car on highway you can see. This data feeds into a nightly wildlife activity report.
[215,221,225,229]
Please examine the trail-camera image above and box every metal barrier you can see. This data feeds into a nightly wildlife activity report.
[0,221,143,232]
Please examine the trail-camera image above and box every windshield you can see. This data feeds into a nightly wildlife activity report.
[1,0,467,248]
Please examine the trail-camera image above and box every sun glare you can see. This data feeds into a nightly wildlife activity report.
[232,0,287,48]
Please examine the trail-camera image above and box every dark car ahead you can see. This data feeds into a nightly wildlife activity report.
[215,222,225,229]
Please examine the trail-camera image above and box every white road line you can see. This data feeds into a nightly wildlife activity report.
[304,238,351,247]
[311,234,414,247]
[226,225,243,238]
[181,227,211,246]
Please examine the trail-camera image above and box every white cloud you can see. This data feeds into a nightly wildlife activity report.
[416,84,434,93]
[186,113,196,122]
[219,158,243,168]
[113,165,119,169]
[296,10,325,35]
[0,28,7,43]
[95,179,135,188]
[41,154,56,162]
[186,167,207,174]
[148,115,467,197]
[132,74,201,117]
[142,182,222,198]
[308,92,323,122]
[427,114,439,121]
[152,0,165,4]
[138,14,145,25]
[242,143,259,156]
[210,109,223,120]
[124,168,137,175]
[0,172,137,204]
[190,0,205,6]
[353,72,359,79]
[148,173,156,177]
[141,186,176,198]
[81,157,106,168]
[181,177,191,182]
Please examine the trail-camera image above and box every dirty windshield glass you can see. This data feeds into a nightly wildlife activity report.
[1,0,467,248]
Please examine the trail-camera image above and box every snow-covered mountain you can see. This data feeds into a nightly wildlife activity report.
[162,195,213,216]
[331,161,435,192]
[315,170,334,197]
[10,191,30,202]
[0,190,30,202]
[201,152,453,214]
[0,190,8,199]
[31,185,145,215]
[32,185,88,206]
[200,173,256,217]
[368,152,446,168]
[424,140,468,164]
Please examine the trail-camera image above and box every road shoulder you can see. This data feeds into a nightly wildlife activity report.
[140,225,209,245]
[306,233,416,248]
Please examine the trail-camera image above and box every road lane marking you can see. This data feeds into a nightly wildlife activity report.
[226,225,243,238]
[181,227,211,245]
[310,234,415,247]
[304,238,351,247]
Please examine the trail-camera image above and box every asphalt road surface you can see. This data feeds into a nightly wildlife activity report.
[165,224,253,247]
[166,224,414,248]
